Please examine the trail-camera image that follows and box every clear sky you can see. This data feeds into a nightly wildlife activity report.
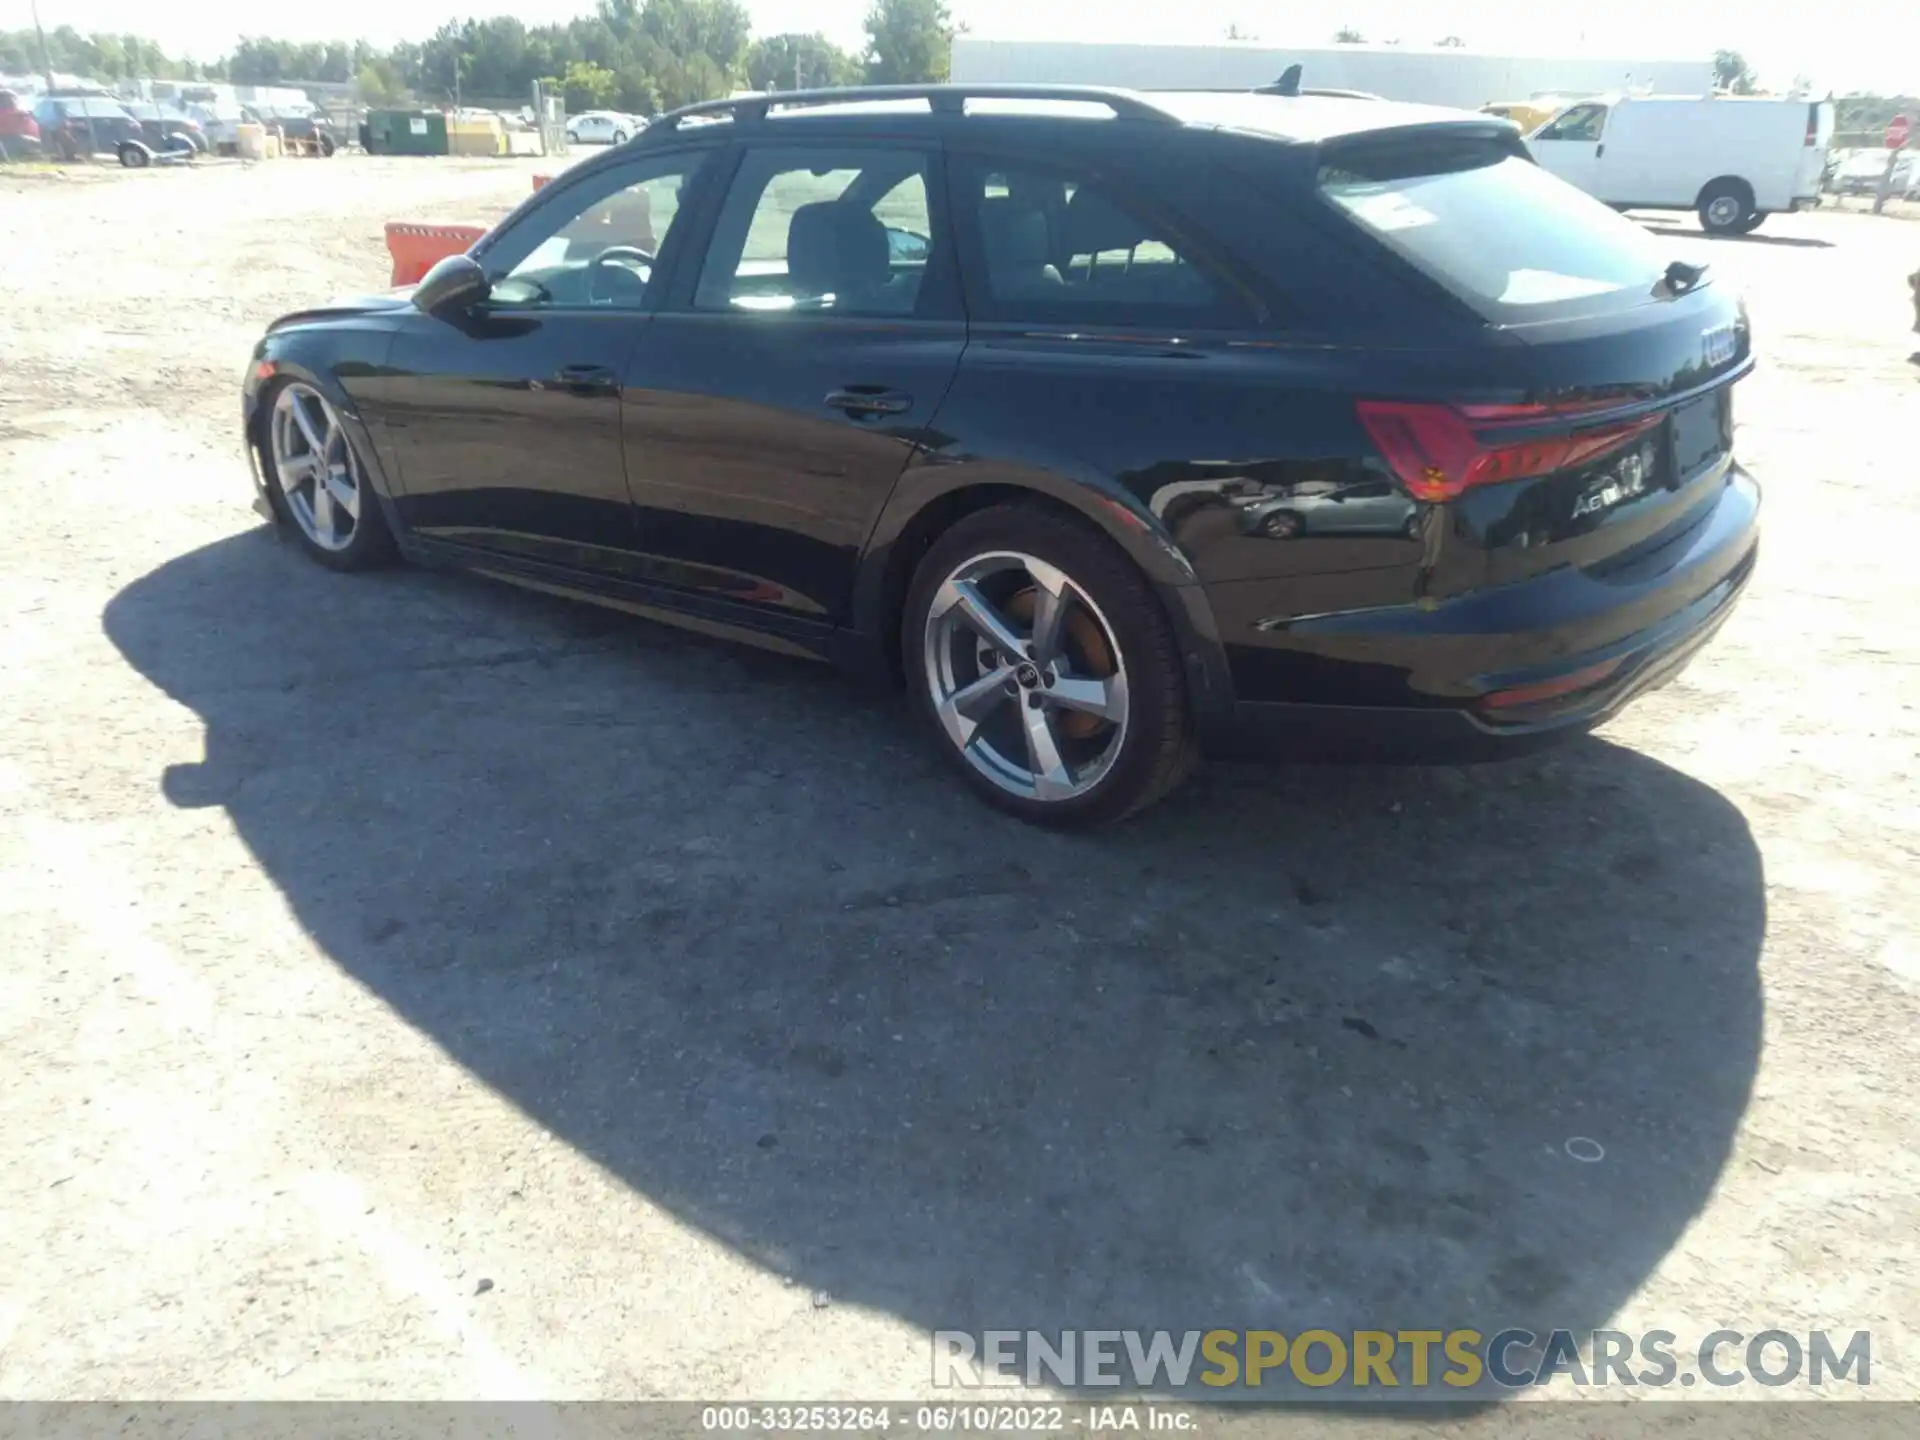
[5,0,1917,95]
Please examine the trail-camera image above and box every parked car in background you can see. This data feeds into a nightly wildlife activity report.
[1482,94,1597,135]
[1528,94,1833,233]
[567,110,636,144]
[31,95,147,164]
[1831,149,1917,197]
[0,87,40,158]
[123,100,204,154]
[187,101,249,154]
[251,102,339,156]
[241,84,1759,827]
[1481,100,1557,133]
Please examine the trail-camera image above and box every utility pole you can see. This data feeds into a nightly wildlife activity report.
[30,0,55,93]
[33,0,98,161]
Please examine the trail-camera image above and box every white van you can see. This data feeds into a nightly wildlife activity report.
[1527,94,1834,235]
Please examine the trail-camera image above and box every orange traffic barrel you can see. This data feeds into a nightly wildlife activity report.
[384,221,488,287]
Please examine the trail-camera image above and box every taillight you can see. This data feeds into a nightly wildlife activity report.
[1804,106,1819,146]
[1356,400,1662,502]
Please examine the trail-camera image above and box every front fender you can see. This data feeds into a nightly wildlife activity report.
[242,324,406,532]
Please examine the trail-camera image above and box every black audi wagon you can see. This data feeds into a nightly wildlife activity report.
[241,84,1757,827]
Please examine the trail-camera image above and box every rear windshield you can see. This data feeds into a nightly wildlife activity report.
[1318,137,1675,323]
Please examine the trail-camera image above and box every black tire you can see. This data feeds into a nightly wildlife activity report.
[1698,180,1754,235]
[118,141,150,169]
[1257,508,1303,539]
[902,502,1197,828]
[318,132,337,157]
[1734,211,1766,235]
[613,130,630,144]
[258,379,398,573]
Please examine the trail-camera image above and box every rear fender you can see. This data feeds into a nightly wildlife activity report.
[852,456,1237,723]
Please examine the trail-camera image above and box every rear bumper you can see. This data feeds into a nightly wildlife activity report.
[1197,465,1759,762]
[1207,551,1747,761]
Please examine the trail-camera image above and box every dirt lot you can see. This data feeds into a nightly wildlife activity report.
[2,154,1919,1414]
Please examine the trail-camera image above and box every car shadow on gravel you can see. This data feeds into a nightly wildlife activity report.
[106,529,1766,1403]
[1637,222,1835,249]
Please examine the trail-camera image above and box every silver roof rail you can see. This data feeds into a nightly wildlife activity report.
[648,84,1182,133]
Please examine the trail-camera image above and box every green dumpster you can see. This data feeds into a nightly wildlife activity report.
[365,109,449,157]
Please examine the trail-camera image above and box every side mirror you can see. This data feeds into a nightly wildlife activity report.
[412,253,490,316]
[886,227,930,264]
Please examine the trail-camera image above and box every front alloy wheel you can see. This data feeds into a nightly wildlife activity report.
[272,383,363,552]
[265,380,393,569]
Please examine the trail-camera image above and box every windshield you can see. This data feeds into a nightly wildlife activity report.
[1319,136,1675,323]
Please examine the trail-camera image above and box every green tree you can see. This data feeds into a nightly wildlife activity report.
[1334,27,1365,43]
[747,32,862,91]
[356,59,410,106]
[561,59,620,111]
[1436,36,1465,48]
[1714,49,1757,95]
[90,34,127,79]
[864,0,952,84]
[639,0,752,79]
[613,65,661,113]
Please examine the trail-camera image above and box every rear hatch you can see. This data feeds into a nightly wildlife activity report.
[1317,128,1750,594]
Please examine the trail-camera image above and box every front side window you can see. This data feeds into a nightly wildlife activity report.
[953,158,1229,322]
[693,146,937,316]
[484,153,706,310]
[1534,104,1607,143]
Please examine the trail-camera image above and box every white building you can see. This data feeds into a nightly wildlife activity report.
[950,38,1714,114]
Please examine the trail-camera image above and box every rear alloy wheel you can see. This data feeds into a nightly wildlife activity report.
[1698,182,1754,235]
[906,505,1196,828]
[265,381,394,570]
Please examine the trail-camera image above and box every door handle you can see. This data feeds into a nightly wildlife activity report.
[824,387,912,417]
[555,364,617,395]
[1596,143,1605,158]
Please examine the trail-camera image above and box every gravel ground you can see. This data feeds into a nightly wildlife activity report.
[1,155,1918,1415]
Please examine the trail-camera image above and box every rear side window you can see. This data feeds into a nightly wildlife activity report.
[950,156,1244,325]
[1318,138,1671,322]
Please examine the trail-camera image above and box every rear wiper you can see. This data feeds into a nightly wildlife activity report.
[1660,259,1709,296]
